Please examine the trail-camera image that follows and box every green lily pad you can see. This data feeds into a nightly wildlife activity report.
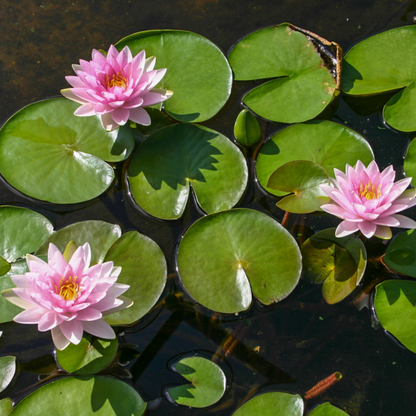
[374,279,416,354]
[228,23,338,123]
[128,124,247,220]
[0,356,16,393]
[384,229,416,277]
[267,160,330,213]
[342,26,416,132]
[256,120,373,196]
[103,231,167,325]
[232,392,304,416]
[403,141,416,188]
[302,228,367,304]
[309,402,350,416]
[0,206,53,265]
[0,257,10,278]
[56,335,118,375]
[0,397,12,416]
[234,109,262,147]
[0,98,135,204]
[177,209,302,313]
[36,221,122,265]
[116,30,232,123]
[167,356,226,408]
[10,376,146,415]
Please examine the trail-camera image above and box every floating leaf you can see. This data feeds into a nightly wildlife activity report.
[234,109,262,147]
[116,30,232,123]
[103,231,167,325]
[36,221,121,265]
[128,124,247,220]
[167,356,226,408]
[404,141,416,188]
[267,160,330,213]
[56,335,118,375]
[11,376,146,415]
[177,209,302,313]
[374,279,416,354]
[342,26,416,132]
[384,229,416,277]
[228,23,339,123]
[308,402,350,416]
[302,228,367,304]
[232,392,304,416]
[0,397,12,416]
[0,356,16,393]
[0,257,10,278]
[256,120,373,196]
[0,98,134,203]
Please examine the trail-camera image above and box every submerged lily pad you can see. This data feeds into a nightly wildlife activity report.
[228,23,339,123]
[177,209,302,313]
[116,30,232,123]
[11,376,146,415]
[167,356,226,408]
[384,229,416,277]
[342,26,416,132]
[128,124,247,220]
[0,356,16,393]
[267,160,330,213]
[256,120,373,196]
[0,98,134,204]
[232,392,304,416]
[309,402,350,416]
[374,279,416,354]
[56,335,118,375]
[302,228,367,304]
[103,231,167,325]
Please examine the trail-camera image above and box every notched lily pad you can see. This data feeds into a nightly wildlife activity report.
[302,228,367,304]
[177,208,302,313]
[342,25,416,132]
[228,23,341,123]
[0,356,16,393]
[384,229,416,278]
[167,356,226,408]
[128,123,247,220]
[267,160,330,213]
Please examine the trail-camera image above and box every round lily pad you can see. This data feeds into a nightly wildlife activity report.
[256,120,374,196]
[0,356,16,393]
[228,23,338,123]
[128,124,247,220]
[232,392,304,416]
[309,402,350,416]
[0,98,135,204]
[267,160,330,213]
[11,376,146,415]
[56,335,118,375]
[342,26,416,132]
[177,209,302,313]
[103,231,167,325]
[167,356,226,408]
[234,109,262,147]
[36,221,122,265]
[384,229,416,278]
[374,279,416,354]
[116,30,232,123]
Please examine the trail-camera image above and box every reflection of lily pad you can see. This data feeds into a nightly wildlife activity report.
[167,356,226,408]
[177,209,302,313]
[0,98,134,204]
[116,30,232,123]
[228,23,338,123]
[128,124,247,220]
[0,356,16,393]
[342,26,416,132]
[256,120,373,196]
[267,160,329,213]
[309,402,350,416]
[385,229,416,278]
[232,392,303,416]
[374,279,416,354]
[302,228,367,304]
[11,376,146,415]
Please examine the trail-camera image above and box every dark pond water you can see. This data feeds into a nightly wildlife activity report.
[1,0,416,415]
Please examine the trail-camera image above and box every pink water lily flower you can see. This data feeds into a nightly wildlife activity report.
[320,160,416,239]
[2,243,131,350]
[61,45,172,131]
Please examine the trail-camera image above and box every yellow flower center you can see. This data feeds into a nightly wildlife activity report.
[105,72,128,90]
[359,180,382,200]
[56,276,80,301]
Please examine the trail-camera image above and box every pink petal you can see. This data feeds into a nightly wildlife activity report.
[374,226,393,239]
[111,108,130,125]
[100,113,119,131]
[38,312,63,331]
[74,103,97,117]
[358,221,377,238]
[82,319,115,339]
[392,214,416,229]
[59,320,84,345]
[128,107,151,125]
[335,220,359,237]
[372,216,400,226]
[51,326,71,350]
[75,308,102,321]
[14,308,46,324]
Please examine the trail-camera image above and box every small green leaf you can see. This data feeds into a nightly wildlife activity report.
[0,356,16,393]
[385,229,416,277]
[233,109,262,147]
[0,397,13,416]
[0,257,10,277]
[308,402,350,416]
